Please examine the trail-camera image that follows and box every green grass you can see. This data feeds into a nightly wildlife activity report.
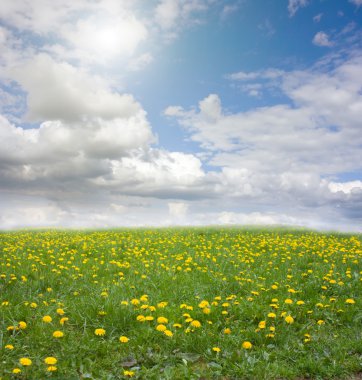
[0,227,361,379]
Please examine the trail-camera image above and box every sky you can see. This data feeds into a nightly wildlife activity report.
[0,0,362,231]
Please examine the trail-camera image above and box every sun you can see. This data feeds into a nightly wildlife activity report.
[75,16,147,61]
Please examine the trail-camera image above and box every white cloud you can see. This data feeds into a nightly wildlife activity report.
[155,0,181,29]
[220,4,240,20]
[10,54,141,122]
[349,0,362,7]
[167,53,362,175]
[128,53,154,71]
[313,31,333,47]
[328,181,362,194]
[313,13,323,23]
[288,0,309,17]
[217,211,299,226]
[59,14,148,63]
[168,202,189,217]
[154,0,211,40]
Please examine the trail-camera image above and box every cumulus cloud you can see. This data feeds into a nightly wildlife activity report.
[328,181,362,194]
[313,31,334,47]
[164,51,362,229]
[10,54,142,122]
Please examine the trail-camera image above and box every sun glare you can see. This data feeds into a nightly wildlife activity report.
[83,16,147,61]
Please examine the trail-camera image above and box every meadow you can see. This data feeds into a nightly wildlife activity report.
[0,227,361,380]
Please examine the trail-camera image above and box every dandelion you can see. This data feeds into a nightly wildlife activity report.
[56,308,65,315]
[95,328,106,336]
[156,324,167,332]
[44,357,57,365]
[60,317,69,325]
[242,341,252,349]
[317,320,325,325]
[284,315,294,324]
[284,299,293,304]
[18,321,27,329]
[198,300,209,308]
[43,315,52,323]
[224,328,231,334]
[212,347,221,352]
[53,330,64,338]
[258,320,266,329]
[123,370,135,377]
[267,312,276,318]
[5,344,14,350]
[345,299,355,304]
[190,320,201,328]
[164,329,173,337]
[12,368,21,374]
[119,336,129,343]
[157,317,168,324]
[47,366,57,372]
[19,358,32,366]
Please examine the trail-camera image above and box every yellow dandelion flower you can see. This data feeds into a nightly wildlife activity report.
[43,315,52,323]
[123,370,135,377]
[203,307,211,314]
[317,320,325,325]
[157,317,168,324]
[267,312,276,318]
[5,344,14,350]
[212,347,221,352]
[44,357,57,365]
[284,299,293,304]
[224,328,231,334]
[119,336,129,343]
[60,317,69,325]
[94,328,106,336]
[19,358,32,366]
[345,299,355,304]
[284,315,294,324]
[156,324,167,332]
[258,321,266,329]
[242,341,252,349]
[53,330,64,338]
[12,368,21,374]
[198,300,209,308]
[164,329,173,337]
[190,320,201,328]
[47,366,57,372]
[18,321,27,330]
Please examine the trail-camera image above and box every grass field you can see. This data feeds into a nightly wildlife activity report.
[0,227,361,379]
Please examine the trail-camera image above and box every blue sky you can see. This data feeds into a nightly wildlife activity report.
[0,0,361,230]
